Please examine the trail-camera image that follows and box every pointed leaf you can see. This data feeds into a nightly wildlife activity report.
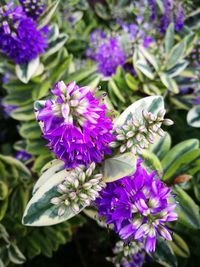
[22,169,82,226]
[173,185,200,229]
[103,153,137,183]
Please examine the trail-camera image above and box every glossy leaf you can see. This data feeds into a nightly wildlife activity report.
[173,185,200,229]
[15,57,40,84]
[153,237,177,267]
[103,153,137,183]
[187,106,200,128]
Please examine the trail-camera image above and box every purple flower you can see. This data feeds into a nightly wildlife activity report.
[36,81,114,168]
[0,3,47,64]
[19,0,45,20]
[148,0,156,20]
[96,38,126,76]
[96,160,177,253]
[110,240,146,267]
[160,1,184,33]
[86,30,107,60]
[120,252,145,267]
[16,150,32,162]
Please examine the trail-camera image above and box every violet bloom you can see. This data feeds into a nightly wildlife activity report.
[111,240,145,267]
[19,0,45,20]
[160,0,184,33]
[96,38,126,76]
[96,160,177,253]
[16,150,32,162]
[36,81,114,168]
[86,30,107,60]
[0,3,47,64]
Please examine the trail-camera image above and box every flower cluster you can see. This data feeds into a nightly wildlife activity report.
[96,160,178,253]
[0,3,47,64]
[96,38,126,77]
[51,162,106,215]
[108,240,145,267]
[19,0,45,20]
[110,110,173,155]
[36,81,114,168]
[159,0,184,32]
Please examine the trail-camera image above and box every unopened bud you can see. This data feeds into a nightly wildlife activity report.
[71,203,80,213]
[69,192,76,200]
[126,131,134,138]
[51,197,62,205]
[157,109,166,119]
[127,139,134,148]
[162,118,174,126]
[58,206,65,216]
[116,134,126,141]
[120,144,127,153]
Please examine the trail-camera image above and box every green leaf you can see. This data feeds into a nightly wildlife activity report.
[22,169,80,226]
[187,106,200,128]
[165,23,174,54]
[159,73,179,93]
[44,33,68,58]
[173,185,200,229]
[11,104,35,121]
[103,153,136,183]
[108,79,125,103]
[166,60,189,78]
[38,0,60,29]
[125,73,139,91]
[0,199,8,221]
[149,132,171,160]
[33,159,64,194]
[170,233,190,258]
[161,139,199,181]
[153,237,177,267]
[0,181,8,201]
[135,61,155,79]
[32,154,53,175]
[19,121,41,140]
[163,149,200,182]
[141,150,163,176]
[139,46,159,71]
[166,41,185,69]
[8,244,26,264]
[15,57,40,84]
[114,96,164,127]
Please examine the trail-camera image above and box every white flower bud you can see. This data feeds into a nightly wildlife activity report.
[122,125,130,131]
[79,193,88,200]
[51,197,62,205]
[126,139,134,148]
[64,199,70,206]
[126,131,134,138]
[83,182,92,190]
[120,144,127,153]
[71,203,80,213]
[69,192,76,200]
[157,109,166,119]
[116,134,126,141]
[58,206,65,216]
[93,173,103,180]
[162,118,174,126]
[109,141,119,148]
[57,184,68,193]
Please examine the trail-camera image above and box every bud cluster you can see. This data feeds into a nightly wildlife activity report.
[51,163,106,216]
[108,240,145,267]
[19,0,45,20]
[110,109,173,154]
